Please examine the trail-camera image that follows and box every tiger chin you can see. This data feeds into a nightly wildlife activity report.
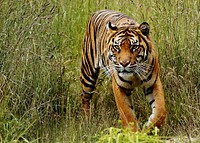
[80,10,166,132]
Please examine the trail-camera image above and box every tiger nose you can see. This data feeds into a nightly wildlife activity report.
[120,60,130,67]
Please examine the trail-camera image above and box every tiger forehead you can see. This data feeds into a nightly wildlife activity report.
[113,36,139,46]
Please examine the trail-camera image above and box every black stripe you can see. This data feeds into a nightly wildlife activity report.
[118,75,132,85]
[81,68,96,85]
[90,44,94,65]
[84,53,97,77]
[139,34,149,52]
[81,77,95,89]
[139,45,145,51]
[138,45,146,61]
[141,45,148,61]
[126,92,132,96]
[115,14,124,22]
[82,90,93,95]
[118,32,135,38]
[144,50,148,61]
[149,99,155,106]
[81,90,93,100]
[144,86,154,95]
[150,57,155,70]
[91,67,100,80]
[142,58,155,82]
[143,72,153,82]
[143,73,159,96]
[138,35,150,62]
[81,60,90,75]
[109,30,128,40]
[108,54,113,61]
[82,58,94,77]
[87,41,95,67]
[84,46,93,74]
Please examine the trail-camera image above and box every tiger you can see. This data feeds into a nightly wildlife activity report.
[80,10,166,132]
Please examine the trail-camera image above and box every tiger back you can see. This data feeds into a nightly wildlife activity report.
[80,10,166,132]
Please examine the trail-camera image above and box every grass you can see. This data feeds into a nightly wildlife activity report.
[94,127,166,143]
[0,0,199,142]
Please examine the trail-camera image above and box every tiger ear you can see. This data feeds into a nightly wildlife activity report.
[139,22,150,36]
[106,21,118,33]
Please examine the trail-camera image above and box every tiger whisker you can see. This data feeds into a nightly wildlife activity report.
[135,68,147,80]
[137,66,149,73]
[134,69,143,80]
[102,64,116,77]
[140,64,153,71]
[137,63,153,69]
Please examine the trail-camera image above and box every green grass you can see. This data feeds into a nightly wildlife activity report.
[94,127,166,143]
[0,0,199,142]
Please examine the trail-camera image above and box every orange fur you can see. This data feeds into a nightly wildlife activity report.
[80,10,166,132]
[112,77,140,132]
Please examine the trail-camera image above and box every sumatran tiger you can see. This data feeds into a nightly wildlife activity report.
[80,10,166,132]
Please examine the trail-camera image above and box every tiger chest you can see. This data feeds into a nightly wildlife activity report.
[113,72,141,89]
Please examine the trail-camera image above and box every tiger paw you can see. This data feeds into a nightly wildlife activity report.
[142,121,160,135]
[142,121,153,132]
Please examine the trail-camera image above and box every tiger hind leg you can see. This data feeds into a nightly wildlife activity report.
[80,66,100,115]
[81,91,93,115]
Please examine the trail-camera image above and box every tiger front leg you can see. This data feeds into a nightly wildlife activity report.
[112,77,140,132]
[144,76,166,131]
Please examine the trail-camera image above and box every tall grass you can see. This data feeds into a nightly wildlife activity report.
[0,0,199,142]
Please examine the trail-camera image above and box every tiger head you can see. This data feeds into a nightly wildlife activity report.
[106,21,154,86]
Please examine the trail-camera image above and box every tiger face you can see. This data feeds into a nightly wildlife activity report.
[107,22,153,88]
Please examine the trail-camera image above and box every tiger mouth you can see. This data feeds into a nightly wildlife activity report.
[117,68,134,74]
[118,69,135,77]
[118,69,130,73]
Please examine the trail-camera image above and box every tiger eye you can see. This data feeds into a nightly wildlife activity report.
[131,45,139,52]
[113,45,120,52]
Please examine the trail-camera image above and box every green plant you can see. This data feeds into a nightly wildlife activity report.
[95,126,165,143]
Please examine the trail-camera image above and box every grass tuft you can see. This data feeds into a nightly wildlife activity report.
[94,126,165,143]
